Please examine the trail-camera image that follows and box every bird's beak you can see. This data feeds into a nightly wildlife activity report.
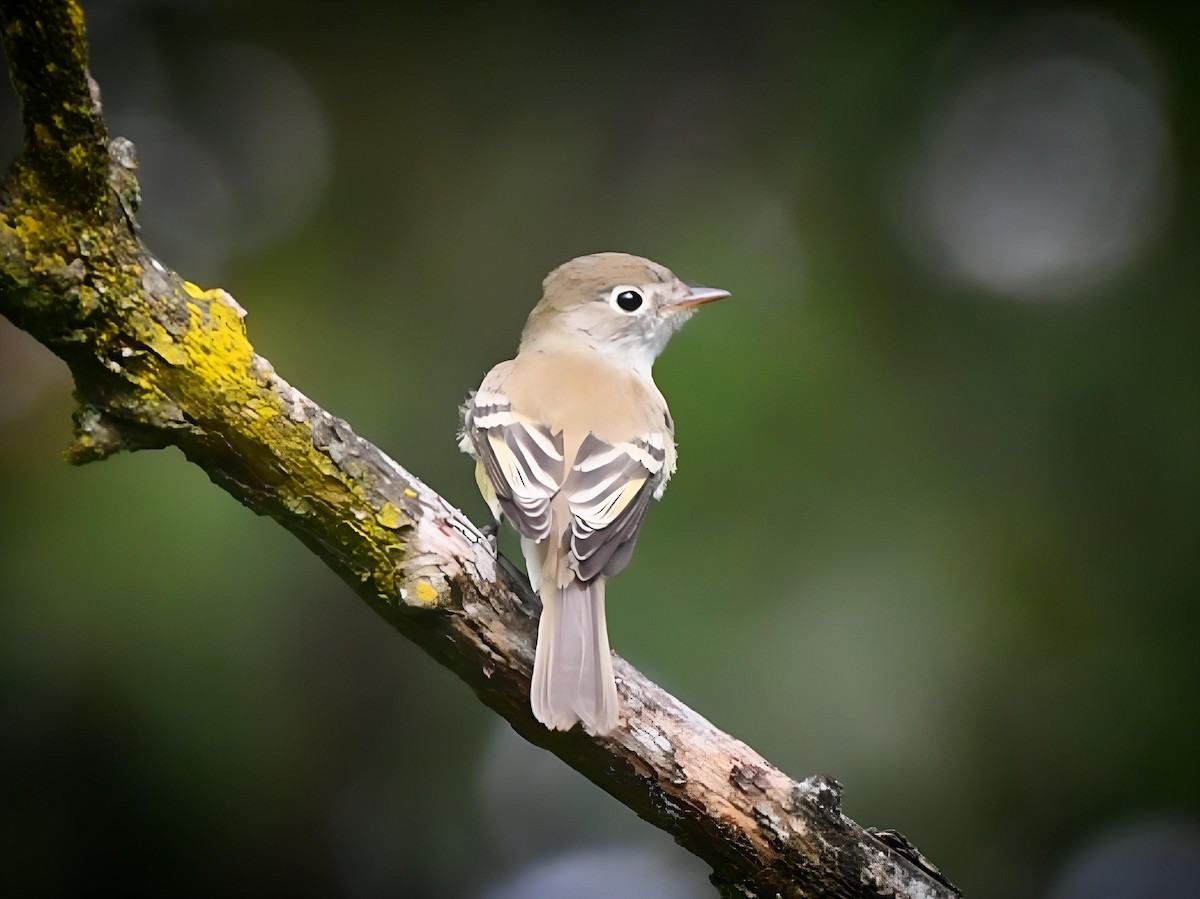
[664,285,731,311]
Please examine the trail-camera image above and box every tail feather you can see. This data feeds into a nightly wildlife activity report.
[531,577,618,735]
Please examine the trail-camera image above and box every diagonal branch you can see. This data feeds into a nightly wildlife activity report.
[0,3,958,897]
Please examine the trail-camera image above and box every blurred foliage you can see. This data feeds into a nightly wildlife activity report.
[1,1,1197,897]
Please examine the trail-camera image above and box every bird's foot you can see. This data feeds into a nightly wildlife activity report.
[481,520,500,554]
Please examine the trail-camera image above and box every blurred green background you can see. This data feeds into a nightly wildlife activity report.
[2,1,1198,897]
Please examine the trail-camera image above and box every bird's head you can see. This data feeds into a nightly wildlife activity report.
[520,252,730,371]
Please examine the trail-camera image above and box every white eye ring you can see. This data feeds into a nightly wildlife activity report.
[609,285,645,313]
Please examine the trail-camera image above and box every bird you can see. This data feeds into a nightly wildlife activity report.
[458,252,730,735]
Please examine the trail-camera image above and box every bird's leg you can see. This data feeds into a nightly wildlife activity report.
[481,515,502,554]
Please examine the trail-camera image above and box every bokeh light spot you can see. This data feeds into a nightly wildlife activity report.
[902,12,1174,300]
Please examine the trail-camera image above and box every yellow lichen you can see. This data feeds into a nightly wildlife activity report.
[182,299,255,379]
[415,582,439,604]
[376,502,404,529]
[145,329,189,367]
[182,282,247,320]
[244,398,278,421]
[67,144,92,169]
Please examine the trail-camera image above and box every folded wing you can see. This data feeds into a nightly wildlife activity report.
[464,391,564,541]
[566,432,669,581]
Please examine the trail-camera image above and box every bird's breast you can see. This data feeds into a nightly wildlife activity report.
[505,348,670,453]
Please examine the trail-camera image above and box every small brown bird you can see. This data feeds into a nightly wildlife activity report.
[459,253,730,735]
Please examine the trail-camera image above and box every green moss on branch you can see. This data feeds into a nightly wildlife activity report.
[1,0,109,211]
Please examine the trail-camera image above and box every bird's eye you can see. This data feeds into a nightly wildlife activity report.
[617,291,642,311]
[610,287,644,313]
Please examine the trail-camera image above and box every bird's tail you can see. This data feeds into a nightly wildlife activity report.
[531,574,618,735]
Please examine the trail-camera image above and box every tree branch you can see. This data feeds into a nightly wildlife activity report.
[0,3,958,896]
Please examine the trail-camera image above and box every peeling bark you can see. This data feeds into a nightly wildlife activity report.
[0,3,959,896]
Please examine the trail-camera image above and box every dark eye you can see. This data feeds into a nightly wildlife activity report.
[615,289,643,312]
